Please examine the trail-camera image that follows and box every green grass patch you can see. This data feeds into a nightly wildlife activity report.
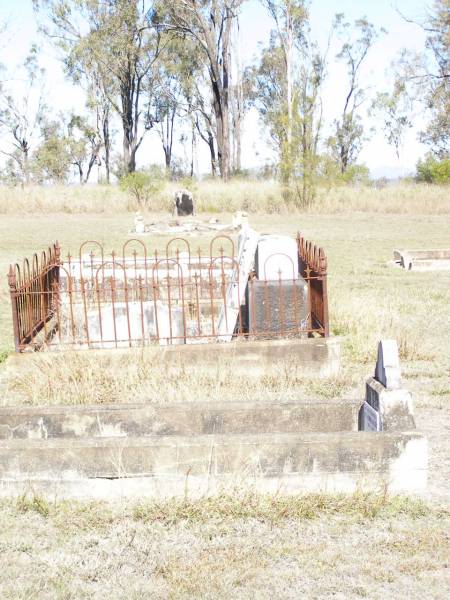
[131,492,434,525]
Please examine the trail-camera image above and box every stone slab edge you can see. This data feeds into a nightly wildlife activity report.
[0,430,428,497]
[0,398,362,439]
[4,336,341,377]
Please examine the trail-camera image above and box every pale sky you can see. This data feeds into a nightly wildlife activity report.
[0,0,430,179]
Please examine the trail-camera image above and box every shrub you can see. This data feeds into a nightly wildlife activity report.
[416,156,450,184]
[119,168,165,208]
[339,164,371,185]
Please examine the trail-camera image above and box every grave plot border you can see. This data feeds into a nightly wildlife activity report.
[7,233,329,352]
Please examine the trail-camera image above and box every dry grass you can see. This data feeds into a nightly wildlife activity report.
[0,180,449,215]
[1,350,358,406]
[0,492,448,599]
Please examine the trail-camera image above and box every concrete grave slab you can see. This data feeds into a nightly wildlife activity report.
[393,249,450,271]
[0,398,362,440]
[0,430,427,499]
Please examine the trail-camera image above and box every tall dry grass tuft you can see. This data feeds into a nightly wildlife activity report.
[0,181,448,215]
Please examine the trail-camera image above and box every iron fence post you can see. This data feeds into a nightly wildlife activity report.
[8,265,20,352]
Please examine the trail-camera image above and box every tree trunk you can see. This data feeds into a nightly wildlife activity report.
[164,148,171,171]
[103,109,111,184]
[22,145,30,185]
[231,17,243,173]
[208,129,217,177]
[121,78,139,173]
[196,115,217,177]
[123,134,137,173]
[211,82,230,181]
[84,145,100,184]
[283,6,294,185]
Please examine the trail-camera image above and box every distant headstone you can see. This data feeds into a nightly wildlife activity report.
[232,211,248,229]
[174,190,194,217]
[134,213,145,234]
[375,339,401,390]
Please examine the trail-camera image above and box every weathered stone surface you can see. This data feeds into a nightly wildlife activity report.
[173,190,194,216]
[83,301,185,348]
[8,336,342,378]
[255,235,299,280]
[363,377,415,432]
[0,398,362,440]
[359,401,380,431]
[375,339,401,390]
[0,430,427,498]
[134,213,145,234]
[394,249,450,271]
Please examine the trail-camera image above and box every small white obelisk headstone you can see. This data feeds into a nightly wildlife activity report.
[134,213,145,234]
[375,339,402,390]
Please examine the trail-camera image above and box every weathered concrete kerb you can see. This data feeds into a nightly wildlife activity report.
[6,336,341,378]
[0,399,361,440]
[0,339,427,499]
[393,248,450,271]
[0,431,427,499]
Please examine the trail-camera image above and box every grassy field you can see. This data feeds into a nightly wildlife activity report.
[0,183,449,598]
[0,493,448,599]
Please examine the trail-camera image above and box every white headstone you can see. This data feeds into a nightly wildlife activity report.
[232,211,248,229]
[134,213,145,234]
[375,339,401,390]
[216,225,260,342]
[255,235,298,281]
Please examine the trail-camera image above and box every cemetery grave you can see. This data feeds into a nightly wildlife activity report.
[130,210,248,236]
[393,248,450,271]
[0,339,427,498]
[7,226,328,352]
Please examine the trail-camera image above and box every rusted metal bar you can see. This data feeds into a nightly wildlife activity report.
[7,265,20,352]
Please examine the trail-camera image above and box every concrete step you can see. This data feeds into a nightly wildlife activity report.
[0,430,427,498]
[0,399,362,439]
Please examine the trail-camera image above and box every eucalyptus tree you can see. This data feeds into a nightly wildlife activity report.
[420,0,449,157]
[152,34,201,174]
[32,119,72,183]
[160,0,246,180]
[0,45,47,185]
[261,1,309,175]
[64,56,113,183]
[35,0,167,173]
[254,0,326,206]
[402,0,449,157]
[329,15,385,173]
[370,84,413,159]
[373,0,449,162]
[66,114,102,184]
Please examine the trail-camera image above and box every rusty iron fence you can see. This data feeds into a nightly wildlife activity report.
[8,234,329,352]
